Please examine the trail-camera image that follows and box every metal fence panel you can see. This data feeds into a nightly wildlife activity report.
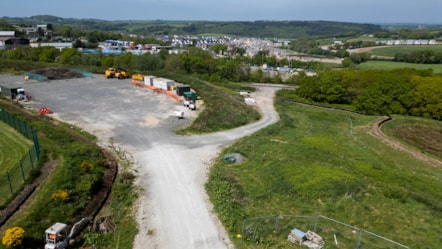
[23,72,48,81]
[241,214,409,249]
[0,110,39,207]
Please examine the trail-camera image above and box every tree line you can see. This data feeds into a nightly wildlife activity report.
[285,68,442,120]
[0,45,324,84]
[394,50,442,64]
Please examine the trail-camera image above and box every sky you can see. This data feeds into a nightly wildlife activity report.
[2,0,442,24]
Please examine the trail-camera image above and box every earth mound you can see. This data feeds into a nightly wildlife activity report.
[30,68,84,80]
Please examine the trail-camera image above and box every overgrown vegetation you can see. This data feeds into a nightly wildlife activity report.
[206,96,442,248]
[283,68,442,120]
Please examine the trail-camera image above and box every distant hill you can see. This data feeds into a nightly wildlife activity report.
[1,15,384,39]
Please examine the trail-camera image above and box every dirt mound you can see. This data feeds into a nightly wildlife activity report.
[30,68,84,80]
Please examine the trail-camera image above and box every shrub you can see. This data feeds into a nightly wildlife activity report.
[2,227,25,248]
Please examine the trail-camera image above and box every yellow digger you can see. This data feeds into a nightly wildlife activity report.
[105,67,130,79]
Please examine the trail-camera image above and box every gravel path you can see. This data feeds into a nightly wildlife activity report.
[2,75,281,249]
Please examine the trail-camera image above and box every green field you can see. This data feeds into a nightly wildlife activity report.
[0,121,32,174]
[206,96,442,249]
[357,60,442,74]
[370,45,442,57]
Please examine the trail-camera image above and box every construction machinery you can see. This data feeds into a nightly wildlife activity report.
[44,223,68,249]
[105,67,130,79]
[44,218,91,249]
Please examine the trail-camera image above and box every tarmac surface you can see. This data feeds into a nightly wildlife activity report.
[1,74,281,249]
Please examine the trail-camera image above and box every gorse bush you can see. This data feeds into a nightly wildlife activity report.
[2,227,25,248]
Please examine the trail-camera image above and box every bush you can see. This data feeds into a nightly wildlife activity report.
[2,227,25,248]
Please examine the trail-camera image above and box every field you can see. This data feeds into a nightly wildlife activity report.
[357,60,442,74]
[370,45,442,57]
[0,121,32,175]
[206,96,442,249]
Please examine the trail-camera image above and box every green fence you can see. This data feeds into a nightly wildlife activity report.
[23,72,48,81]
[0,109,40,206]
[71,69,93,78]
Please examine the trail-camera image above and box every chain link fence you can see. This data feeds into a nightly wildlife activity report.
[241,214,410,249]
[0,108,40,206]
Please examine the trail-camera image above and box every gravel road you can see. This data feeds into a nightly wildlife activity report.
[1,75,282,249]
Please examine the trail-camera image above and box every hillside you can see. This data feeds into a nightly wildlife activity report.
[1,15,383,38]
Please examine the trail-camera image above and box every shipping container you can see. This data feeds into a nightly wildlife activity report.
[152,78,168,90]
[175,84,191,96]
[144,75,155,86]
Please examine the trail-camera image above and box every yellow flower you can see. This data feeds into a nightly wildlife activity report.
[52,189,70,201]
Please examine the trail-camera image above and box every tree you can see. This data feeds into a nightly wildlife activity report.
[410,75,442,120]
[354,72,413,115]
[59,48,80,65]
[165,54,185,73]
[210,44,228,55]
[38,47,60,63]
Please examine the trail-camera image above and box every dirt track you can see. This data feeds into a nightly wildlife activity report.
[368,116,442,167]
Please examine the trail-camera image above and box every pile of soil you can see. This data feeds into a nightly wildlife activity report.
[30,68,84,80]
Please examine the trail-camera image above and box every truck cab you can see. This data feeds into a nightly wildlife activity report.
[44,223,68,249]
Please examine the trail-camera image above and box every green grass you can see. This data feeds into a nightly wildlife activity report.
[381,115,442,159]
[370,45,442,57]
[206,94,442,249]
[0,121,32,174]
[357,60,442,74]
[154,72,261,134]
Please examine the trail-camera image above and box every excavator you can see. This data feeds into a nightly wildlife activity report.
[44,218,90,249]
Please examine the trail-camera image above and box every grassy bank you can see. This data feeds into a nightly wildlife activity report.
[206,94,442,248]
[155,72,261,133]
